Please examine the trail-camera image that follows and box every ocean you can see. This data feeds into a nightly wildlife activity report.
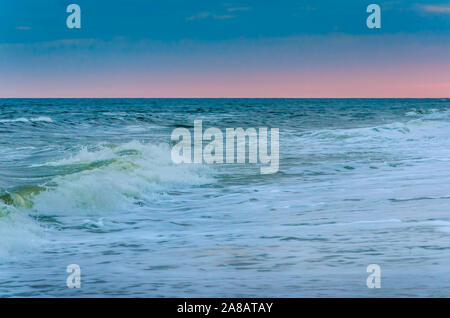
[0,98,449,297]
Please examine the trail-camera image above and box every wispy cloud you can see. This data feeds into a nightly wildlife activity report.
[0,38,103,49]
[186,12,212,21]
[186,5,250,21]
[186,12,234,21]
[422,4,450,13]
[226,7,251,12]
[213,14,234,20]
[15,26,32,31]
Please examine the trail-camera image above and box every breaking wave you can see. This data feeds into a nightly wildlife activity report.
[0,116,53,123]
[0,140,214,254]
[6,140,213,215]
[0,203,44,259]
[299,109,450,143]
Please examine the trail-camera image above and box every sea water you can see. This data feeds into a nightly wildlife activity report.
[0,98,449,297]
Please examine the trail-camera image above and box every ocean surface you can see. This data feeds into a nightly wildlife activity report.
[0,98,449,297]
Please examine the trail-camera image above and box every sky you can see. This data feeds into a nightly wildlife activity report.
[0,0,449,97]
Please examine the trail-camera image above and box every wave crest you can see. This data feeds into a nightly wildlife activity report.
[28,140,213,215]
[0,203,43,259]
[0,116,53,123]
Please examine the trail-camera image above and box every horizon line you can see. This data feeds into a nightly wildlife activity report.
[0,97,449,99]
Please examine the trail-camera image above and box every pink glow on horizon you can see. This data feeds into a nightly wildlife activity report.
[1,65,449,98]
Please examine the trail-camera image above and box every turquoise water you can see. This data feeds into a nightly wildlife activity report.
[0,98,449,297]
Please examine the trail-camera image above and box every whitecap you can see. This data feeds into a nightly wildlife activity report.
[30,116,53,122]
[30,140,215,215]
[0,116,53,123]
[0,118,29,123]
[0,204,44,259]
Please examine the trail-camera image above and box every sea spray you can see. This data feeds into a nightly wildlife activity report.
[29,140,214,215]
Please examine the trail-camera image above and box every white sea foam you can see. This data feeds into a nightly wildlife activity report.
[31,140,214,215]
[0,117,29,123]
[1,100,450,296]
[0,140,214,255]
[298,113,450,145]
[35,145,117,166]
[30,116,53,122]
[0,204,44,259]
[0,116,53,123]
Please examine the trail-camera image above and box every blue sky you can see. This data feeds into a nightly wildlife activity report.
[2,0,450,43]
[0,1,449,97]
